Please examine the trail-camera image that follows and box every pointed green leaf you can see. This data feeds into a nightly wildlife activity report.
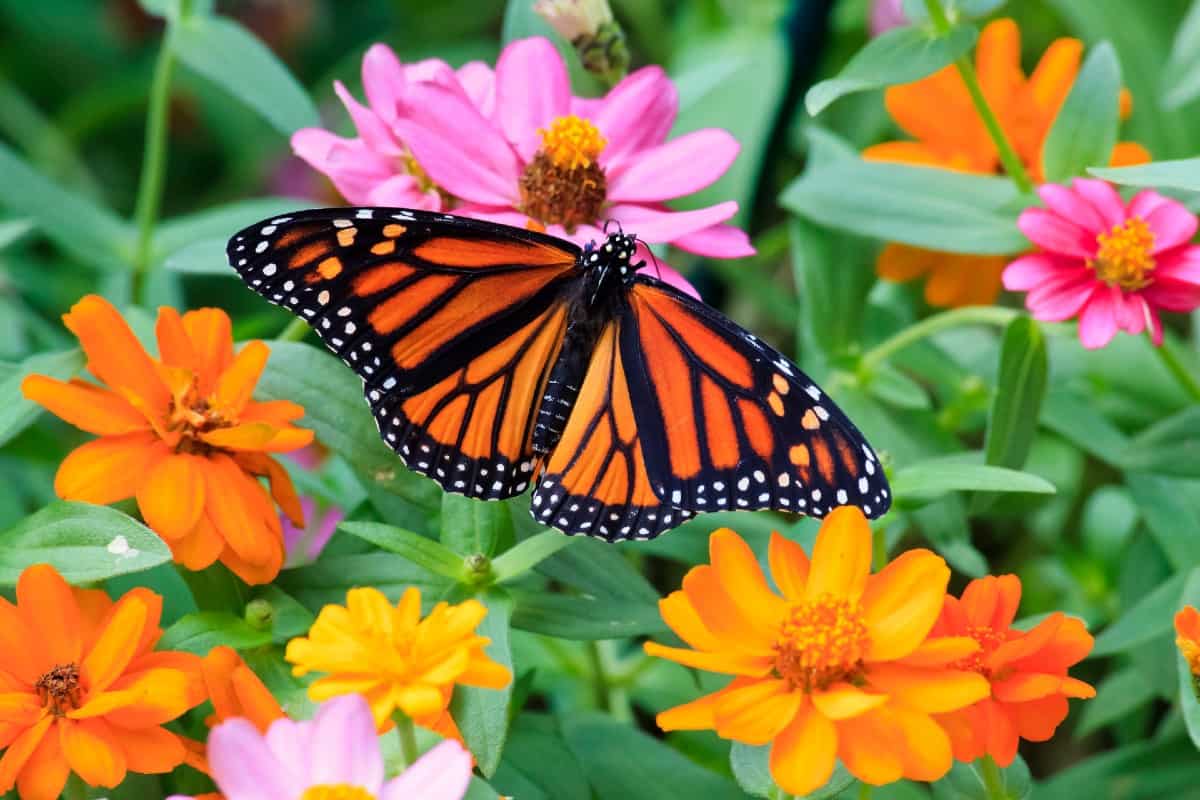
[806,23,977,115]
[159,611,273,654]
[441,494,515,557]
[450,588,513,777]
[340,521,466,581]
[1043,42,1122,182]
[510,590,665,639]
[491,531,576,584]
[1093,571,1187,656]
[0,348,84,447]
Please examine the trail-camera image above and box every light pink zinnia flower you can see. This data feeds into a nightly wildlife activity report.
[1003,178,1200,349]
[292,38,753,296]
[168,694,472,800]
[869,0,908,36]
[282,495,345,566]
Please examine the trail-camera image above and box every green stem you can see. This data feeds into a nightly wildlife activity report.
[857,783,873,800]
[131,4,189,303]
[871,524,887,571]
[979,755,1010,800]
[278,317,311,342]
[1153,333,1200,402]
[921,0,1034,194]
[860,307,1019,373]
[768,787,794,800]
[393,710,420,768]
[586,641,633,721]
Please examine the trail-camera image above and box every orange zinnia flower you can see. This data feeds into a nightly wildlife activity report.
[644,509,989,796]
[285,586,512,732]
[864,18,1151,308]
[927,575,1095,767]
[1175,606,1200,677]
[22,295,313,585]
[0,564,205,800]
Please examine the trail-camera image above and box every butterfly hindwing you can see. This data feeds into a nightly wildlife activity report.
[227,207,581,500]
[531,319,692,541]
[622,278,891,519]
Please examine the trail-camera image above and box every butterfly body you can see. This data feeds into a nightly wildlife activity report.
[228,208,891,541]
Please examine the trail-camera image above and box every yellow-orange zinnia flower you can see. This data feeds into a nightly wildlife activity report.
[864,18,1151,308]
[644,509,989,796]
[22,295,313,585]
[1176,606,1200,677]
[927,575,1095,767]
[0,564,205,800]
[285,586,512,731]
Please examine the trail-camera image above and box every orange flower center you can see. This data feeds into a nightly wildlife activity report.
[1179,636,1200,677]
[300,786,376,800]
[519,115,608,231]
[1090,217,1156,291]
[773,594,870,691]
[35,662,84,716]
[952,624,1008,676]
[166,378,233,454]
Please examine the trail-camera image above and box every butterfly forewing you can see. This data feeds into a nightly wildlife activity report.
[621,278,891,519]
[227,208,581,500]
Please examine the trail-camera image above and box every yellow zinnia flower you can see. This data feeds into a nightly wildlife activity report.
[644,509,989,796]
[285,587,512,731]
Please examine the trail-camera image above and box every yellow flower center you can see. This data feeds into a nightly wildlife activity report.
[1090,217,1156,291]
[300,786,376,800]
[519,115,608,231]
[35,662,84,716]
[1179,636,1200,677]
[773,594,870,692]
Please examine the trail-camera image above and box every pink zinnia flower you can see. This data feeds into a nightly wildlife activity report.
[169,694,472,800]
[1003,178,1200,349]
[282,496,344,566]
[292,38,753,296]
[869,0,908,36]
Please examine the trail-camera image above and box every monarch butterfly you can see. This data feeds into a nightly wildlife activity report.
[227,208,890,541]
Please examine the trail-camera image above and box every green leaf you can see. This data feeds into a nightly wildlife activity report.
[1089,158,1200,191]
[891,457,1056,505]
[450,588,513,778]
[806,23,977,115]
[1092,570,1188,656]
[340,521,466,581]
[510,591,666,640]
[1125,407,1200,478]
[1042,42,1122,182]
[1038,738,1200,799]
[0,348,84,448]
[1076,666,1158,736]
[1178,567,1200,751]
[0,218,33,251]
[0,143,132,271]
[492,531,575,584]
[1126,473,1200,569]
[441,494,515,557]
[781,160,1029,255]
[1163,0,1200,109]
[172,15,319,135]
[158,611,273,654]
[1040,390,1129,468]
[494,715,590,800]
[973,316,1047,512]
[930,757,1033,800]
[540,538,659,603]
[789,216,874,358]
[256,342,441,510]
[0,501,172,585]
[155,196,300,269]
[562,713,745,800]
[729,742,773,799]
[277,552,453,612]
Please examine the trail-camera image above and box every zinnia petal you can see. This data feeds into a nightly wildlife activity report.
[641,642,774,676]
[17,564,81,668]
[591,66,678,168]
[15,723,69,800]
[607,129,739,202]
[208,718,299,800]
[768,531,809,601]
[60,718,127,788]
[81,593,149,695]
[136,453,205,541]
[768,702,837,797]
[604,202,740,245]
[709,529,787,634]
[712,679,801,744]
[115,725,185,775]
[834,709,904,787]
[55,432,165,506]
[0,716,52,794]
[861,548,949,661]
[805,506,872,602]
[865,663,990,713]
[180,308,235,398]
[309,694,384,791]
[811,683,889,720]
[21,376,148,436]
[1078,286,1121,349]
[494,37,571,162]
[380,739,473,800]
[669,223,756,259]
[62,295,170,415]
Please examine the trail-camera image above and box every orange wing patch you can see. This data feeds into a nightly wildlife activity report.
[532,322,690,541]
[414,236,576,268]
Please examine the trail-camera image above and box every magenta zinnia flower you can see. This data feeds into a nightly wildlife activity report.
[1003,178,1200,348]
[169,694,472,800]
[291,37,752,294]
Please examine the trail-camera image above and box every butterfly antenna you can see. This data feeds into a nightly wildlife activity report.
[636,237,663,281]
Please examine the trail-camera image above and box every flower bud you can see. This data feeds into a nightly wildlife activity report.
[534,0,630,86]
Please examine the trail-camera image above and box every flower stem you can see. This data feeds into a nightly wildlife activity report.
[587,641,633,721]
[768,787,794,800]
[921,0,1034,194]
[979,755,1010,799]
[130,24,180,304]
[1153,333,1200,402]
[860,307,1020,373]
[857,783,874,800]
[393,710,420,768]
[278,317,310,342]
